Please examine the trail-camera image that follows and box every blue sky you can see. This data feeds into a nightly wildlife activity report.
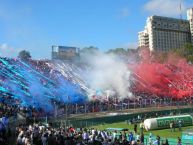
[0,0,192,59]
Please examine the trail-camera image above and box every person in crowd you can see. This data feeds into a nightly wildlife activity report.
[140,133,144,144]
[178,120,182,131]
[41,133,47,145]
[157,135,161,145]
[149,135,153,145]
[165,139,169,145]
[177,137,182,145]
[161,138,169,145]
[128,131,134,144]
[134,123,137,134]
[47,133,55,145]
[169,121,173,132]
[112,130,117,142]
[139,121,144,135]
[153,135,160,145]
[172,121,175,132]
[119,131,122,140]
[8,122,191,145]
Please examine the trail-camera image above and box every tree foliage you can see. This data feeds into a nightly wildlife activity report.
[106,48,138,56]
[18,50,31,61]
[79,46,99,55]
[106,48,127,55]
[174,43,193,62]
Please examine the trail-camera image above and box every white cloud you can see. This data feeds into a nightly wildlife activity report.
[0,43,21,58]
[144,0,187,17]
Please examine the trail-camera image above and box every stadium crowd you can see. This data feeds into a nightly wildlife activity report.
[13,123,166,145]
[0,101,17,118]
[0,57,193,118]
[0,57,191,145]
[0,121,183,145]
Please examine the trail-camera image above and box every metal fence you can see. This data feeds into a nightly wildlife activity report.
[53,98,193,117]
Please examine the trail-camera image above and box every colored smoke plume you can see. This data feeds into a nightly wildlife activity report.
[0,58,86,111]
[1,47,193,112]
[130,48,193,98]
[80,52,132,99]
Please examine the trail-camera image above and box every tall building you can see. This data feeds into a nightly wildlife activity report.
[187,8,193,44]
[52,46,79,61]
[138,28,149,48]
[138,9,193,52]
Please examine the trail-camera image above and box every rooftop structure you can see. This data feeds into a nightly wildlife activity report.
[51,45,79,61]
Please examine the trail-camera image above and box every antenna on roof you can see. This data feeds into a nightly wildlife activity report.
[180,0,182,19]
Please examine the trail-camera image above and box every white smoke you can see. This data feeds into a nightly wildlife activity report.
[82,52,131,99]
[0,43,21,58]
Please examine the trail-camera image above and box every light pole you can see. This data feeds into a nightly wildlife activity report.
[106,90,110,112]
[65,104,68,128]
[127,99,129,109]
[76,103,78,114]
[144,99,147,108]
[84,103,87,115]
[170,98,173,115]
[159,99,162,107]
[54,102,57,118]
[134,99,136,109]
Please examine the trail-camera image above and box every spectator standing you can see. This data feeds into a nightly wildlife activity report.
[173,121,175,132]
[112,130,117,141]
[165,139,169,145]
[139,121,144,135]
[148,133,152,145]
[177,137,181,145]
[83,130,89,143]
[162,138,169,145]
[178,120,182,131]
[134,123,137,134]
[128,132,134,143]
[41,133,47,145]
[47,133,54,145]
[153,135,160,145]
[170,121,173,132]
[140,133,144,144]
[157,135,160,145]
[119,131,122,140]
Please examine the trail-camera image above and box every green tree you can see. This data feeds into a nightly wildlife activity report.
[79,46,99,64]
[106,48,127,55]
[79,46,99,55]
[18,50,31,61]
[174,43,193,62]
[184,43,193,56]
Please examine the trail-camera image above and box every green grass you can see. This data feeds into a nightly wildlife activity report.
[90,121,193,139]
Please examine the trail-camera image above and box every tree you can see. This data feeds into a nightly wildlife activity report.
[106,48,127,55]
[185,43,193,53]
[18,50,31,61]
[79,46,99,55]
[78,46,99,65]
[173,43,193,62]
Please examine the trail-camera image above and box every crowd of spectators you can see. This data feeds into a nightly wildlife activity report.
[10,122,183,145]
[0,95,18,118]
[0,57,193,118]
[13,123,156,145]
[0,57,191,145]
[55,96,192,118]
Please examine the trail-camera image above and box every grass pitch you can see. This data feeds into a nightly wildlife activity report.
[90,121,193,139]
